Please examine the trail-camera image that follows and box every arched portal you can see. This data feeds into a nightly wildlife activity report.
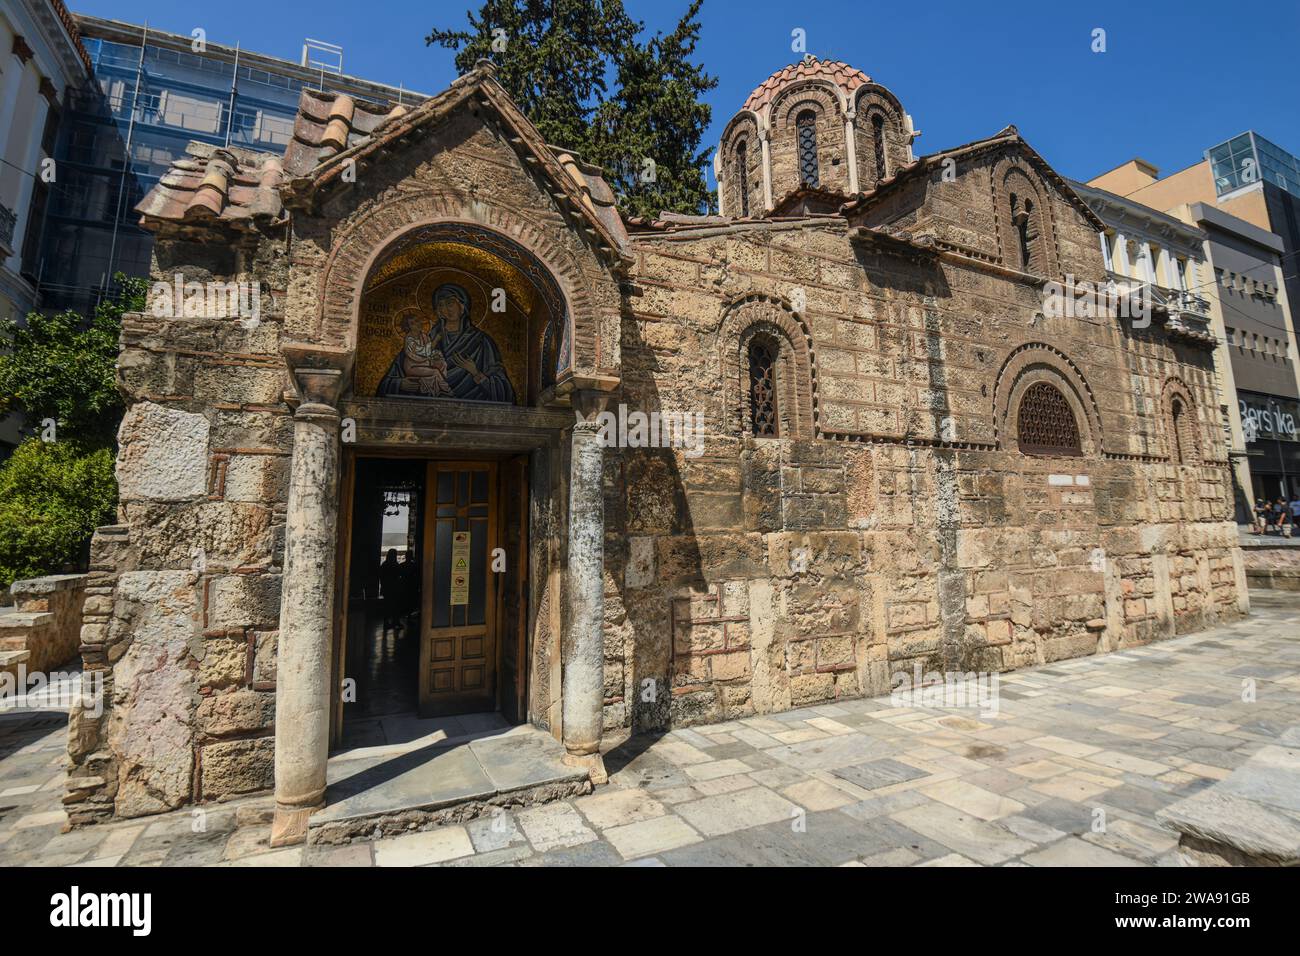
[356,223,572,405]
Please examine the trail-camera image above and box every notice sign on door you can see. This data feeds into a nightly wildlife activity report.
[450,531,471,606]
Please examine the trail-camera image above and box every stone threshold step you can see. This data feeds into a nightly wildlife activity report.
[308,729,590,844]
[1157,732,1300,866]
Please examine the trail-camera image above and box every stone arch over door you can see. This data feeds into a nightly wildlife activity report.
[310,196,607,381]
[355,221,574,404]
[993,343,1103,456]
[718,292,818,439]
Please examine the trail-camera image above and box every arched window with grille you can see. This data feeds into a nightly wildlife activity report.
[748,338,779,437]
[796,110,819,188]
[1017,382,1081,455]
[735,140,750,217]
[871,113,887,181]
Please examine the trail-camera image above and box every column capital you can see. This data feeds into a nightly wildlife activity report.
[571,387,615,424]
[281,342,352,408]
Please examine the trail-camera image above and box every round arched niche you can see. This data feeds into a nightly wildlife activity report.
[994,346,1102,458]
[1161,377,1202,464]
[355,222,571,406]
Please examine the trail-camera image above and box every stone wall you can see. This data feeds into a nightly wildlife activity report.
[0,574,88,678]
[604,212,1246,732]
[65,225,292,824]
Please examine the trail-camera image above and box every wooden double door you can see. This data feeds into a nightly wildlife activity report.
[417,459,529,719]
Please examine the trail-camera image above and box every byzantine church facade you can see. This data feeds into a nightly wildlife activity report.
[65,56,1245,836]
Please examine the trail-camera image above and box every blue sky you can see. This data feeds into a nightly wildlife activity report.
[72,0,1300,186]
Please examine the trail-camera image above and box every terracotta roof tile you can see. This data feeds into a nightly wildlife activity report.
[135,144,285,227]
[743,56,871,113]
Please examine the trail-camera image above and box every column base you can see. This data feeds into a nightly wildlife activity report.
[562,751,608,786]
[269,804,320,847]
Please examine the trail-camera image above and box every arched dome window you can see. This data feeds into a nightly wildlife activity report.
[1017,382,1081,456]
[735,140,750,217]
[871,113,887,181]
[796,110,820,188]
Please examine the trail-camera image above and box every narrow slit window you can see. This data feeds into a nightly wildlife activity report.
[736,141,750,217]
[871,113,887,181]
[796,110,819,188]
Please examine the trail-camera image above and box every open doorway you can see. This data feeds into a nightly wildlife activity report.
[336,454,531,749]
[342,458,425,723]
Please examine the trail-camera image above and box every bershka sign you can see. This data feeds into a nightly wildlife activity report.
[1240,393,1299,443]
[49,886,151,936]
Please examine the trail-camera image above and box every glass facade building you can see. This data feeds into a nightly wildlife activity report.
[1207,131,1300,200]
[35,17,424,315]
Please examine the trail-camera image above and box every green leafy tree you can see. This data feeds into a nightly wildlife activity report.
[0,276,144,587]
[0,441,117,585]
[0,276,145,447]
[428,0,717,218]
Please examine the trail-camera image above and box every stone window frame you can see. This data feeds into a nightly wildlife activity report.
[994,344,1102,458]
[719,293,817,440]
[769,82,847,197]
[853,85,908,186]
[1162,378,1202,465]
[991,156,1060,279]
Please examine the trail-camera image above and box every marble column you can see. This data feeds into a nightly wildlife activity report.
[844,109,859,195]
[562,392,607,758]
[271,350,347,846]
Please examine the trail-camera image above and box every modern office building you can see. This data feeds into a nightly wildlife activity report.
[1090,132,1300,346]
[33,15,427,316]
[0,0,89,455]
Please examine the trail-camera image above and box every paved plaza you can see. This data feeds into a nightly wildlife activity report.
[2,589,1297,867]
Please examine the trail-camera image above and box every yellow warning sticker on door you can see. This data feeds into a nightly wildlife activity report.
[450,531,471,605]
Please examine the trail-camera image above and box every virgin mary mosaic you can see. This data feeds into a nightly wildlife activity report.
[377,283,517,403]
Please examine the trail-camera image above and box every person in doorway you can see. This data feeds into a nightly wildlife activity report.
[399,551,419,623]
[1290,495,1300,534]
[379,549,403,632]
[1277,498,1292,538]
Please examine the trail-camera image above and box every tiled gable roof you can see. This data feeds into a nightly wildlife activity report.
[135,63,629,258]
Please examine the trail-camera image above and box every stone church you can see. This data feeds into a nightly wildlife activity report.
[64,56,1247,841]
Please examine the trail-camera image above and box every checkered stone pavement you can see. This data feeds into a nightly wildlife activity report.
[2,590,1297,867]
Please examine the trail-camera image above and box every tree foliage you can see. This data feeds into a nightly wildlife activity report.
[0,276,145,447]
[428,0,717,219]
[0,440,117,587]
[0,276,143,587]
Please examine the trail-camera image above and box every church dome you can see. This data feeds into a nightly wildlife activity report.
[742,56,871,114]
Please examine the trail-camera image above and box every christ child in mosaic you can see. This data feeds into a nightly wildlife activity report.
[398,312,451,397]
